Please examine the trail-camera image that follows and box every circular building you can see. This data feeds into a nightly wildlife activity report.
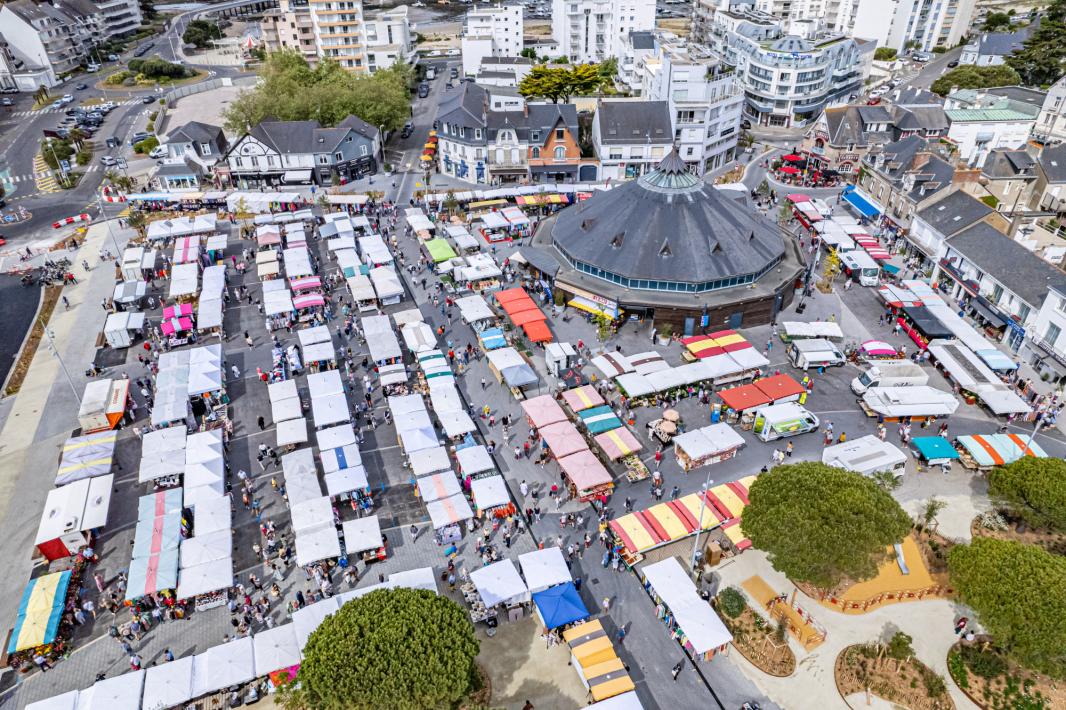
[529,148,805,331]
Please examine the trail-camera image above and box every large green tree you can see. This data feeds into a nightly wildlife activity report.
[518,62,607,102]
[982,12,1013,31]
[988,457,1066,531]
[930,64,1022,95]
[741,463,913,589]
[281,588,480,710]
[224,50,412,133]
[1007,0,1066,86]
[949,538,1066,679]
[183,19,223,49]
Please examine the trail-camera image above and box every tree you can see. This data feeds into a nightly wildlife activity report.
[741,463,913,589]
[520,47,537,60]
[982,12,1012,31]
[874,47,898,61]
[871,470,902,493]
[126,209,146,234]
[518,65,572,102]
[949,538,1066,679]
[183,19,223,49]
[597,57,619,88]
[105,169,134,192]
[280,588,480,710]
[1008,0,1066,85]
[223,50,410,133]
[139,0,157,21]
[918,497,947,535]
[930,65,1022,95]
[988,457,1066,531]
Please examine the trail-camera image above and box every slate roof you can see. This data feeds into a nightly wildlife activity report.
[550,149,785,283]
[982,149,1036,179]
[892,105,949,132]
[629,31,656,50]
[916,189,993,237]
[889,87,942,106]
[595,101,672,145]
[984,86,1047,108]
[245,116,374,155]
[1039,143,1066,183]
[975,29,1030,58]
[481,56,534,65]
[948,221,1066,307]
[868,136,957,204]
[336,114,379,141]
[167,120,223,145]
[436,83,579,145]
[822,106,892,147]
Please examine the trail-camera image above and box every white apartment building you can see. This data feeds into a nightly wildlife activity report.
[0,0,100,77]
[1024,284,1066,384]
[95,0,141,37]
[944,90,1039,168]
[852,0,976,53]
[638,35,744,173]
[1034,76,1066,146]
[754,0,857,33]
[706,8,872,128]
[551,0,655,64]
[461,3,523,77]
[262,0,412,73]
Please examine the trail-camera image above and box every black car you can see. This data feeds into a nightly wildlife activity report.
[401,123,413,138]
[417,82,429,98]
[740,119,752,130]
[75,83,88,90]
[947,60,959,68]
[450,67,458,78]
[142,95,155,104]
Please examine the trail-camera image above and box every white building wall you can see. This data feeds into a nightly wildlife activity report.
[551,0,654,64]
[948,120,1036,168]
[461,3,523,76]
[1035,77,1066,145]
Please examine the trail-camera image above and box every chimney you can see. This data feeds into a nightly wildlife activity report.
[911,152,931,171]
[523,103,528,118]
[952,167,981,186]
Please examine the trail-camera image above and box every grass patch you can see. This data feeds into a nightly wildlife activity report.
[4,286,61,396]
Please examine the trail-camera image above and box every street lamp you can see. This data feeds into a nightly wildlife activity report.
[689,473,714,575]
[98,183,123,257]
[41,318,81,403]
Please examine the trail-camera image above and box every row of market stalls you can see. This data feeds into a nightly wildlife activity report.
[26,567,439,710]
[494,287,553,344]
[608,475,756,565]
[520,393,616,502]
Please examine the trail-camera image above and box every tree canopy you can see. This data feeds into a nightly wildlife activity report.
[223,50,412,133]
[930,64,1022,95]
[281,588,480,710]
[949,538,1066,679]
[128,56,192,80]
[183,19,223,49]
[874,47,898,61]
[518,62,607,102]
[988,457,1066,531]
[1007,0,1066,86]
[741,463,913,589]
[982,12,1013,31]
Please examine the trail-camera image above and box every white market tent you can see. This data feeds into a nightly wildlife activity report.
[486,347,538,388]
[25,691,80,710]
[268,379,301,423]
[191,636,256,698]
[168,262,199,300]
[391,308,424,328]
[298,325,331,347]
[426,493,473,529]
[470,559,530,607]
[342,515,382,553]
[252,624,301,675]
[590,351,633,379]
[197,298,223,332]
[409,445,451,476]
[358,235,393,265]
[201,264,226,301]
[470,475,510,511]
[324,464,368,496]
[387,567,439,593]
[292,597,341,649]
[312,392,350,427]
[177,557,234,599]
[192,493,232,531]
[113,280,147,305]
[141,656,194,710]
[226,191,304,213]
[456,445,495,475]
[281,449,322,505]
[641,557,732,655]
[35,475,113,550]
[456,294,495,325]
[369,266,404,302]
[401,322,437,353]
[78,670,145,710]
[347,274,377,302]
[320,442,362,473]
[276,417,309,447]
[264,290,295,317]
[315,423,356,450]
[146,214,216,241]
[378,362,408,387]
[291,496,333,533]
[180,529,231,567]
[294,524,341,567]
[518,546,572,592]
[417,472,462,502]
[139,426,187,482]
[388,393,426,417]
[362,315,402,362]
[589,692,644,710]
[283,247,314,278]
[672,425,746,465]
[307,369,343,399]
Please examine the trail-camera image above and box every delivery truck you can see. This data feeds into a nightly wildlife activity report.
[822,434,907,478]
[851,361,928,394]
[859,385,959,421]
[788,338,846,370]
[752,402,820,442]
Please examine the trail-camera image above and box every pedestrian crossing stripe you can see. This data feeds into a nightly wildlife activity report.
[20,99,142,117]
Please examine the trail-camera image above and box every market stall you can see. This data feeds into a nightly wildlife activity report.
[640,557,732,660]
[531,582,588,630]
[7,571,72,659]
[485,347,538,393]
[469,558,529,613]
[470,475,512,517]
[56,431,117,485]
[191,635,256,698]
[518,546,571,593]
[672,424,745,471]
[112,280,147,307]
[911,436,960,468]
[561,385,605,413]
[456,444,495,478]
[562,620,635,702]
[342,515,385,561]
[593,427,643,461]
[77,379,130,433]
[139,426,187,485]
[168,262,199,301]
[478,327,507,350]
[252,623,301,675]
[35,475,113,561]
[577,405,623,435]
[363,315,403,364]
[539,421,588,459]
[142,655,194,710]
[103,311,146,349]
[521,394,568,429]
[955,433,1046,470]
[557,449,613,501]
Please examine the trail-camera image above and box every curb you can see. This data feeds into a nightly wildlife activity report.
[0,284,46,397]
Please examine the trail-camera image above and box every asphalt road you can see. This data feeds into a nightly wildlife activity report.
[0,276,43,387]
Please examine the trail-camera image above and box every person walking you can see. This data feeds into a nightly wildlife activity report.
[257,415,266,430]
[602,597,611,614]
[231,364,241,379]
[672,660,684,681]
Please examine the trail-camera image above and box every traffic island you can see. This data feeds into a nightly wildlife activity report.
[836,641,954,710]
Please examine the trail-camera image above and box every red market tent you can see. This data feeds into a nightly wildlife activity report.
[779,165,800,175]
[523,320,553,343]
[718,383,771,412]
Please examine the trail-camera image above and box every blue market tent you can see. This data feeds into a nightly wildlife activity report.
[976,349,1018,372]
[480,327,506,350]
[532,582,589,629]
[911,436,959,464]
[842,185,882,219]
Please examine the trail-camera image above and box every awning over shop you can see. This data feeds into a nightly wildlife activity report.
[470,559,529,607]
[842,185,882,219]
[521,395,568,428]
[8,571,71,653]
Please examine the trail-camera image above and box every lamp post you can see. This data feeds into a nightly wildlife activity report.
[689,474,714,575]
[98,184,123,257]
[41,319,80,403]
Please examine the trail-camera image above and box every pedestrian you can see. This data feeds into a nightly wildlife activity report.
[257,415,266,430]
[33,653,51,672]
[129,654,142,671]
[522,702,534,710]
[93,571,106,593]
[62,296,70,310]
[616,626,626,643]
[786,441,793,457]
[244,332,254,347]
[670,485,680,499]
[163,648,174,662]
[231,364,241,379]
[602,597,611,613]
[955,617,968,635]
[672,660,684,681]
[481,377,486,389]
[520,480,528,498]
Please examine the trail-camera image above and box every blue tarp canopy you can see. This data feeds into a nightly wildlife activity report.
[976,349,1018,371]
[480,327,506,350]
[532,582,589,629]
[842,185,882,219]
[881,263,901,275]
[911,436,959,462]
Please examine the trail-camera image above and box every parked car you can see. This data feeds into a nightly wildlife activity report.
[148,145,167,159]
[61,94,73,102]
[130,131,151,145]
[450,67,458,78]
[100,155,117,166]
[417,83,429,98]
[75,83,88,91]
[86,63,100,72]
[947,60,959,68]
[142,95,155,104]
[50,99,64,109]
[0,98,12,107]
[107,54,119,62]
[401,121,413,138]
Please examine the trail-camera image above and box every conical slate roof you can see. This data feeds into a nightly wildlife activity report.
[550,152,785,286]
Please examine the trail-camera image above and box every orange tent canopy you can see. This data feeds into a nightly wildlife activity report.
[523,320,553,343]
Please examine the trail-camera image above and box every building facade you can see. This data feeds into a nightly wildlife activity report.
[95,0,141,37]
[261,0,319,64]
[943,90,1039,168]
[1033,75,1066,146]
[592,99,674,180]
[705,8,872,128]
[550,0,656,64]
[851,0,977,53]
[639,35,744,174]
[461,4,523,77]
[0,0,100,77]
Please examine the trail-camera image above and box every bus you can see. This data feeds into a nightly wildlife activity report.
[840,251,880,287]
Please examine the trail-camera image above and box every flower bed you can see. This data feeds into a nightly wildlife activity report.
[715,587,796,677]
[971,511,1066,555]
[947,642,1063,710]
[836,642,954,710]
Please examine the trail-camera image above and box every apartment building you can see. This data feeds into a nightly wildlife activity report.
[261,0,411,73]
[592,99,673,180]
[0,36,59,90]
[943,89,1040,168]
[0,0,102,77]
[461,3,523,77]
[95,0,141,37]
[638,35,744,173]
[1033,75,1066,146]
[551,0,655,64]
[851,0,977,54]
[705,8,872,128]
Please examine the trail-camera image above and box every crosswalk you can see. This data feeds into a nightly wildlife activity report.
[14,98,144,117]
[33,154,58,193]
[4,162,101,186]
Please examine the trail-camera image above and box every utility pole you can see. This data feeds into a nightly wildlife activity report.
[42,319,81,403]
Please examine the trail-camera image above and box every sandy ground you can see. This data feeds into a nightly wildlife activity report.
[478,616,590,708]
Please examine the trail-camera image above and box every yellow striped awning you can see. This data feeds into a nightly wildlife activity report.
[724,523,747,545]
[571,636,616,667]
[710,484,746,519]
[678,494,723,530]
[602,429,635,456]
[611,514,656,552]
[58,457,113,476]
[63,432,117,451]
[647,503,689,541]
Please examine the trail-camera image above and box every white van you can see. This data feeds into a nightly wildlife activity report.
[822,435,907,478]
[851,361,928,394]
[788,338,846,370]
[840,251,880,287]
[753,402,820,442]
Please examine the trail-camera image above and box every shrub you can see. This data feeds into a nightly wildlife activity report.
[922,670,948,697]
[948,651,969,689]
[960,645,1008,679]
[718,587,747,618]
[75,150,92,166]
[149,110,158,121]
[874,47,898,61]
[133,136,159,154]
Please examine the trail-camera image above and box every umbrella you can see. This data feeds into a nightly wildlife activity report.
[663,409,680,422]
[420,155,432,162]
[779,165,800,175]
[781,154,802,161]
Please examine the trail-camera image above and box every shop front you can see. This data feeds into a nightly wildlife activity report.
[557,281,621,320]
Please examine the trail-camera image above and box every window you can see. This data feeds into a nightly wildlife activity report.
[334,152,343,162]
[360,145,368,156]
[474,128,482,140]
[531,131,540,141]
[233,156,243,167]
[1046,322,1062,346]
[199,143,211,155]
[531,147,540,158]
[317,155,329,165]
[554,146,566,160]
[556,127,565,139]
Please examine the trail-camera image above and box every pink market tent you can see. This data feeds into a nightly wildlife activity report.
[561,385,605,412]
[161,317,193,335]
[594,427,643,461]
[521,395,568,429]
[290,276,322,293]
[539,421,588,458]
[860,340,897,357]
[163,303,193,319]
[293,293,325,310]
[558,450,612,492]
